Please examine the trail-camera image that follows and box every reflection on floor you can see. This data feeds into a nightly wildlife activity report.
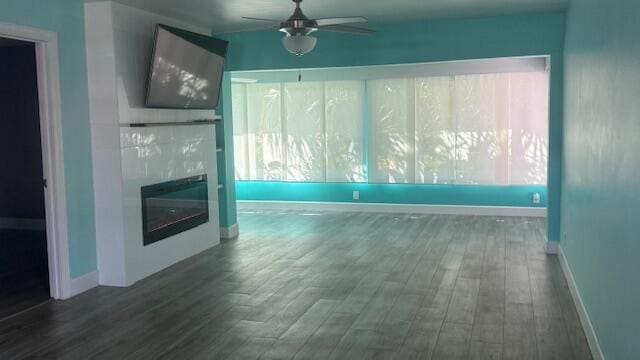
[0,229,50,320]
[0,211,591,359]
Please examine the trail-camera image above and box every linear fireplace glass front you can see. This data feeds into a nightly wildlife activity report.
[141,174,209,246]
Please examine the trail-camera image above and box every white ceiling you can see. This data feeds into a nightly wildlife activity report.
[104,0,568,34]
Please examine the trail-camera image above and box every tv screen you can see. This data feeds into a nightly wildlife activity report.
[146,25,228,109]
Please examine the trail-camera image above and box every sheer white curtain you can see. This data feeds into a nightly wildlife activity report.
[368,79,415,183]
[232,84,249,180]
[507,72,549,184]
[232,70,548,185]
[232,80,366,182]
[325,81,365,182]
[367,72,548,185]
[245,83,283,181]
[284,82,325,181]
[453,74,510,185]
[414,76,455,184]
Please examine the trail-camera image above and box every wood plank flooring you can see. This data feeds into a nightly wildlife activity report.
[0,211,592,359]
[0,229,50,320]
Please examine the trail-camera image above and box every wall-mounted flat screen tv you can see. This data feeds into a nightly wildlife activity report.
[146,24,228,109]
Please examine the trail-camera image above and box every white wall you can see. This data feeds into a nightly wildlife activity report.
[86,1,220,286]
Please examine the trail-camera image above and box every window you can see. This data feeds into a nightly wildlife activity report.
[414,76,455,184]
[233,83,283,181]
[233,81,366,182]
[232,61,548,185]
[283,81,325,182]
[368,78,415,183]
[325,81,366,182]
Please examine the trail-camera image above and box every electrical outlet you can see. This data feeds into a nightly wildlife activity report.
[353,191,360,200]
[532,192,541,204]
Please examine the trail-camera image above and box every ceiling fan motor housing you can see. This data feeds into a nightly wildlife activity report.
[280,0,318,36]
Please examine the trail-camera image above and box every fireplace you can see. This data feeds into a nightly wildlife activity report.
[141,174,209,246]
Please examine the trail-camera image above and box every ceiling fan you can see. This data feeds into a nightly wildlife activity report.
[241,0,375,56]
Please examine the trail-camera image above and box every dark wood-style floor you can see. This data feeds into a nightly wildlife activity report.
[0,211,592,359]
[0,229,50,320]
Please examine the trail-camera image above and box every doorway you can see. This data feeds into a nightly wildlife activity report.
[0,37,50,319]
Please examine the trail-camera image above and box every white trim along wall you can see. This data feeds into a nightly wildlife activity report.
[69,271,99,297]
[237,200,547,217]
[558,246,605,360]
[0,22,72,299]
[220,224,239,239]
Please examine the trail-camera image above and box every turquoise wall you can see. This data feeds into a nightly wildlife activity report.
[216,74,238,227]
[220,13,565,240]
[0,0,96,278]
[237,182,546,208]
[562,0,640,358]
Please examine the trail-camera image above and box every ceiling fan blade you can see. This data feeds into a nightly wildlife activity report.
[242,16,282,23]
[226,25,281,34]
[318,24,376,35]
[315,16,368,26]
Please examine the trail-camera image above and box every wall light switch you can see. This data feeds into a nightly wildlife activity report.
[353,191,360,200]
[532,192,541,204]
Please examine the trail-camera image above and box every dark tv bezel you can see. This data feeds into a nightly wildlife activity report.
[145,24,229,110]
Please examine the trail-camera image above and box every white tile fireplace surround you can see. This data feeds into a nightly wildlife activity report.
[93,124,220,287]
[117,125,220,286]
[85,1,220,287]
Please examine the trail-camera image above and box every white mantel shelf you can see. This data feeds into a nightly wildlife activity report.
[121,119,220,127]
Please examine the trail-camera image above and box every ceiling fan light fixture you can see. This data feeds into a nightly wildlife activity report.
[282,34,317,56]
[242,0,373,57]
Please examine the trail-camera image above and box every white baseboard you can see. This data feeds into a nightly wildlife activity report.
[68,271,99,299]
[221,223,239,239]
[545,240,559,254]
[558,246,605,360]
[0,217,46,231]
[237,200,546,217]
